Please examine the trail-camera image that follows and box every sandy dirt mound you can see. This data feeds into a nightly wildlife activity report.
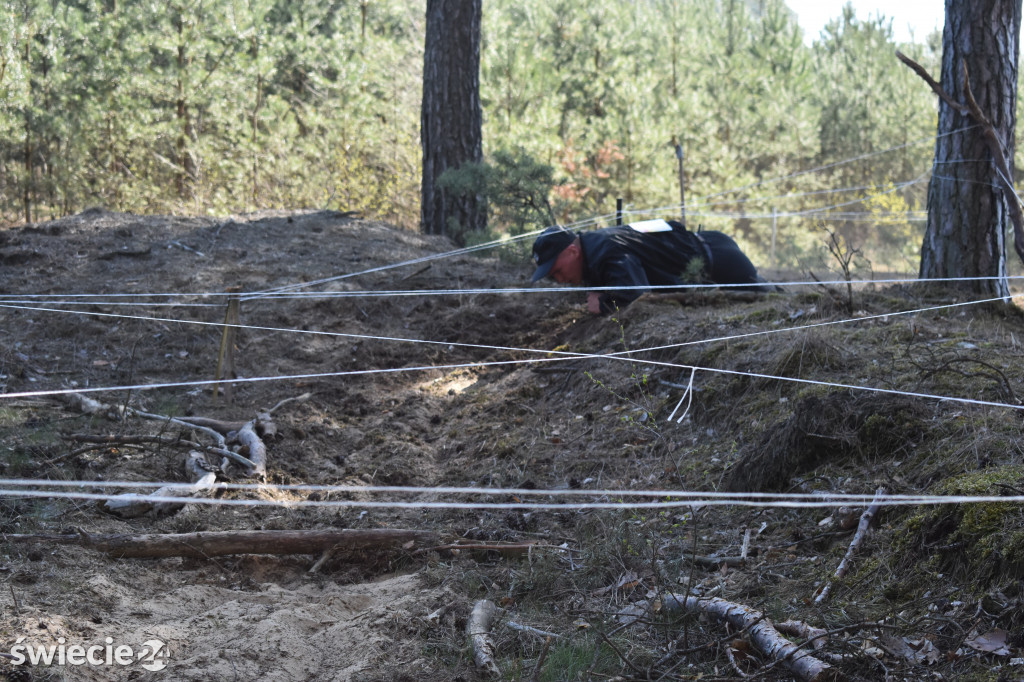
[11,571,432,681]
[3,209,1024,681]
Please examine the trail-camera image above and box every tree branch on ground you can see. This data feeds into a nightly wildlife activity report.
[815,487,885,604]
[621,594,842,681]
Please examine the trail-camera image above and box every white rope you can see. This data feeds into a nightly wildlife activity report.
[3,334,1023,413]
[3,291,1022,411]
[2,286,1019,356]
[4,274,1023,308]
[1,483,1023,510]
[242,231,539,300]
[236,132,952,301]
[698,126,975,203]
[666,367,696,423]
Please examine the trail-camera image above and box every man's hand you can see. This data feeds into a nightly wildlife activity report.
[587,292,602,314]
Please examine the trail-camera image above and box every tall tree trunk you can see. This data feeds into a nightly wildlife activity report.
[919,0,1022,297]
[22,38,31,224]
[420,0,484,240]
[175,11,196,200]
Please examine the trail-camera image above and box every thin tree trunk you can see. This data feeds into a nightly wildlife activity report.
[175,11,196,200]
[22,38,31,224]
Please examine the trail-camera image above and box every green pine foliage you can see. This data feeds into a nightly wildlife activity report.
[0,0,422,225]
[0,0,982,268]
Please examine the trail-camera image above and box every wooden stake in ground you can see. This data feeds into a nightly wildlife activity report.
[815,487,885,605]
[214,294,241,403]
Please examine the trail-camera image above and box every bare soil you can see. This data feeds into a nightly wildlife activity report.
[2,209,1024,681]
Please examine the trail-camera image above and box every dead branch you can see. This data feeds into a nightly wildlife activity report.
[598,629,646,676]
[230,421,266,478]
[724,639,751,678]
[815,487,885,605]
[414,541,564,557]
[910,353,1018,404]
[57,393,272,473]
[171,416,250,434]
[102,451,218,518]
[169,392,309,436]
[174,409,283,439]
[63,432,255,470]
[504,620,561,641]
[529,636,552,682]
[688,554,746,568]
[129,408,227,446]
[625,594,842,682]
[777,620,830,650]
[467,599,501,676]
[3,528,439,559]
[896,50,1024,265]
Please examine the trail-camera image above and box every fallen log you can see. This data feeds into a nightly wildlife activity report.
[624,594,842,682]
[467,600,501,676]
[3,528,439,559]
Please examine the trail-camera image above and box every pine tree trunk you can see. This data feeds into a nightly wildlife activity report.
[919,0,1022,296]
[22,38,31,224]
[420,0,484,240]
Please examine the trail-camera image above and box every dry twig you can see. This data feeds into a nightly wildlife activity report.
[815,487,885,605]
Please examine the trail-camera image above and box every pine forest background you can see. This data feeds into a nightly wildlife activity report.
[0,0,995,273]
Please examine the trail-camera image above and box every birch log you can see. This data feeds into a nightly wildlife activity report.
[632,594,842,682]
[467,600,501,676]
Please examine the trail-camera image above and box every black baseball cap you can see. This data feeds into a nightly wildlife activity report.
[530,226,576,282]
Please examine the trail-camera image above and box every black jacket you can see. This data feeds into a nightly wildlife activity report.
[579,221,708,314]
